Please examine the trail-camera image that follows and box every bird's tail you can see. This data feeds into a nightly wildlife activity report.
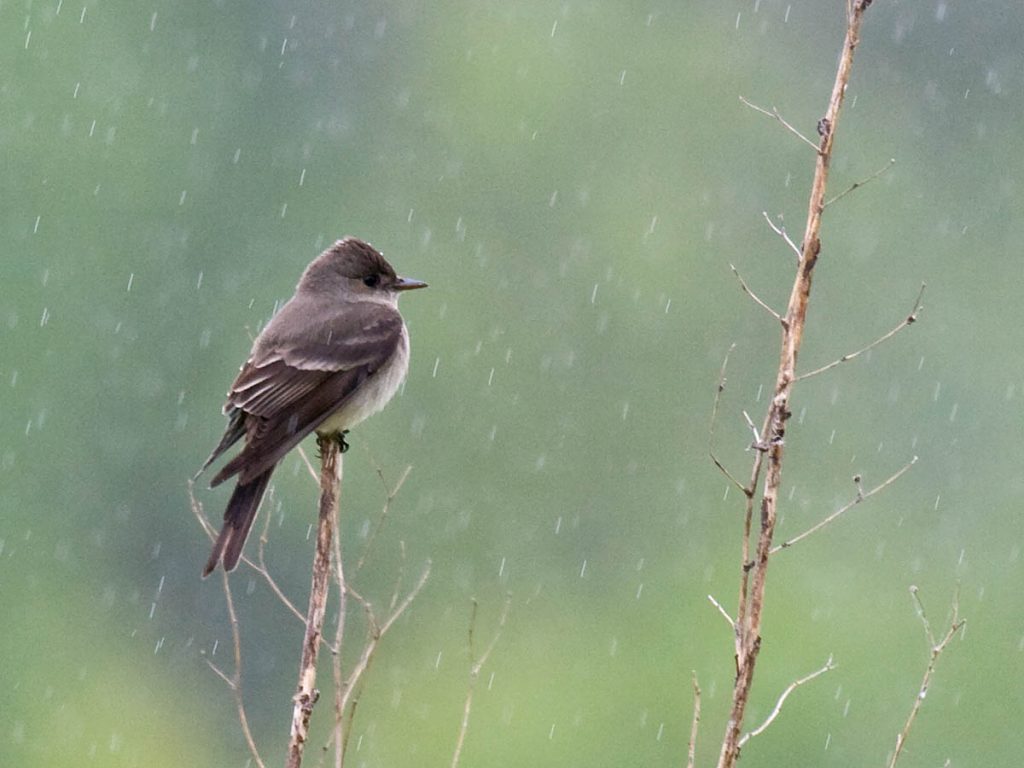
[202,467,274,577]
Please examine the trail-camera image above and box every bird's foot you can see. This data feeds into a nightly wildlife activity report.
[316,430,350,456]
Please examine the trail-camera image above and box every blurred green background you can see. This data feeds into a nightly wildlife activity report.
[2,1,1021,765]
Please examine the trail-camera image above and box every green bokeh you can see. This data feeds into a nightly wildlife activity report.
[3,2,1021,765]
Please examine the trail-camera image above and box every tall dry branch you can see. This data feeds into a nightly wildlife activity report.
[716,4,876,767]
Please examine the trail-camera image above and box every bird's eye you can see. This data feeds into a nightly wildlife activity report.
[362,274,380,288]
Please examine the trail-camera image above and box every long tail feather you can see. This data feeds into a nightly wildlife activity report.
[201,467,274,577]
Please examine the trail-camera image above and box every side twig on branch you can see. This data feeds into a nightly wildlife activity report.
[772,457,918,553]
[739,96,820,151]
[738,656,836,748]
[824,157,896,208]
[762,212,803,261]
[708,343,749,495]
[730,264,783,323]
[795,284,926,382]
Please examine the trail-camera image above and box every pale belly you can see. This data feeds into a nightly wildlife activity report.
[315,327,410,435]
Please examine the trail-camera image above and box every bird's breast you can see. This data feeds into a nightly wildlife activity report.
[315,325,410,435]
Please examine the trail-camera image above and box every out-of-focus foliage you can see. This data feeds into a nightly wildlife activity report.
[2,2,1020,765]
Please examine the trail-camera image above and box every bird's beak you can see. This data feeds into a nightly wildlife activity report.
[395,276,428,291]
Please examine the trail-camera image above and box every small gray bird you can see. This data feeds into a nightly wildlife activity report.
[197,237,427,576]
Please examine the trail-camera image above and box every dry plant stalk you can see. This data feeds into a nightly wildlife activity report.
[715,3,876,766]
[286,435,342,768]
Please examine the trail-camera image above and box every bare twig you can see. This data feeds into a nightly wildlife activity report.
[738,656,836,748]
[686,672,702,768]
[355,464,414,573]
[730,264,783,323]
[796,284,926,382]
[824,157,896,208]
[189,479,266,766]
[335,560,432,729]
[191,476,307,624]
[251,509,307,624]
[451,595,513,768]
[762,212,803,260]
[739,96,820,151]
[741,410,763,449]
[205,569,267,768]
[189,482,271,768]
[188,479,216,541]
[717,5,876,767]
[708,344,749,495]
[286,435,342,768]
[707,594,736,629]
[888,587,965,768]
[297,444,320,483]
[772,457,918,553]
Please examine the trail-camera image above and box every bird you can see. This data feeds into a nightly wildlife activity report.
[196,237,427,577]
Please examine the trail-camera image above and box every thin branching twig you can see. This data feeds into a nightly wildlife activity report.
[297,444,320,483]
[214,570,266,768]
[739,96,820,151]
[772,457,918,553]
[707,594,736,629]
[188,481,266,768]
[451,595,513,768]
[738,656,836,748]
[796,284,926,382]
[824,157,896,208]
[356,464,414,573]
[708,344,749,495]
[730,264,783,323]
[335,560,433,726]
[887,587,965,768]
[762,212,803,261]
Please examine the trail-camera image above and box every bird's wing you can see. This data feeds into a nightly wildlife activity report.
[209,301,403,486]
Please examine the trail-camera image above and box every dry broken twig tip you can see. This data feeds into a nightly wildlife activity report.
[739,95,820,152]
[730,264,783,323]
[741,410,764,450]
[761,212,803,261]
[707,594,737,629]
